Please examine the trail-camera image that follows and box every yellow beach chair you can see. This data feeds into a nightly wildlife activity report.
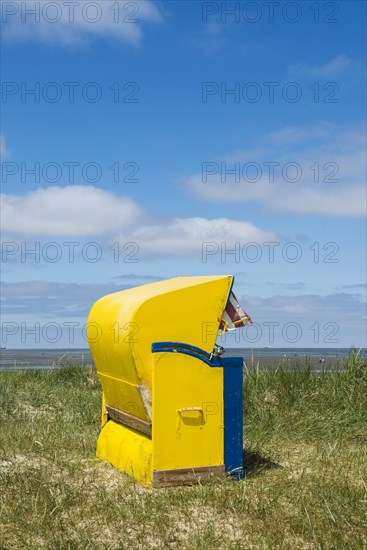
[87,275,252,487]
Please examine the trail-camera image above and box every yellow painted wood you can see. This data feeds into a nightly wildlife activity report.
[152,352,224,471]
[96,420,153,487]
[88,275,233,486]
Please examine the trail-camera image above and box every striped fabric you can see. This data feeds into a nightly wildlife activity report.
[220,291,252,332]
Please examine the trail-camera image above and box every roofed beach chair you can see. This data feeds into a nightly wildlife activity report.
[87,275,252,487]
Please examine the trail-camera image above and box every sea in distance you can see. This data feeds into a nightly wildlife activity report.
[0,347,365,372]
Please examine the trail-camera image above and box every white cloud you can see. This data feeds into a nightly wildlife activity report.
[2,1,162,47]
[0,136,10,159]
[1,186,143,236]
[267,184,366,217]
[289,55,352,78]
[116,217,277,257]
[187,123,367,217]
[1,185,277,257]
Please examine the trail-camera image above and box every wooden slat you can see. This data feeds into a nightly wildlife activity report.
[106,405,152,437]
[153,465,225,487]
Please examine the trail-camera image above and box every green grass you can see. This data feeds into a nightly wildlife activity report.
[1,353,366,549]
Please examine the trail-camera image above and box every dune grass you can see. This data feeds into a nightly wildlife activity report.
[0,353,366,549]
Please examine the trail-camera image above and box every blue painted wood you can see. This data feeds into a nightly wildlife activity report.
[151,341,222,367]
[222,357,244,479]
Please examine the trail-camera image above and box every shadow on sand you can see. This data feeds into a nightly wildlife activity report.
[243,448,282,477]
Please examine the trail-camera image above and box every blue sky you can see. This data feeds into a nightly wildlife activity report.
[1,0,366,348]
